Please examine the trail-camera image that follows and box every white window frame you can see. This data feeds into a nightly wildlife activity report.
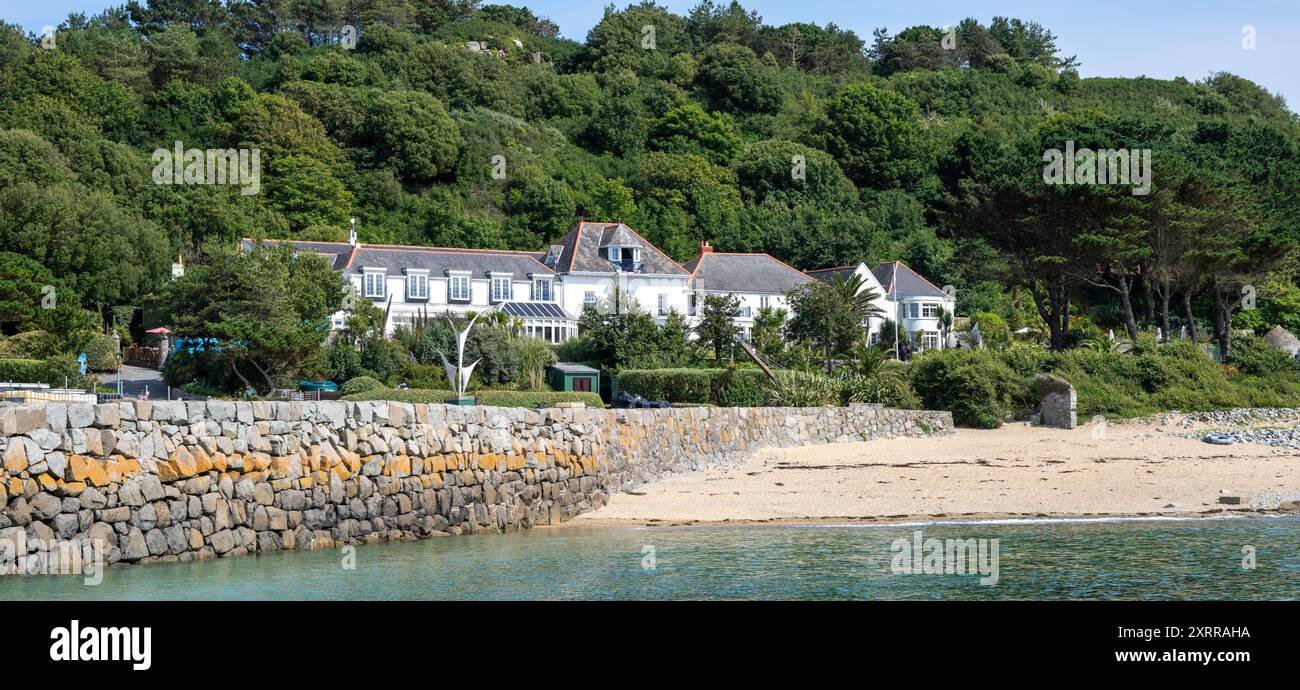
[532,278,553,302]
[490,273,512,302]
[657,293,668,316]
[907,302,920,319]
[921,331,940,350]
[405,270,429,300]
[447,271,471,302]
[921,302,939,318]
[362,270,386,299]
[584,291,596,305]
[759,295,770,310]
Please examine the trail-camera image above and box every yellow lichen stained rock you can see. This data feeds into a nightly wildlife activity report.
[269,456,291,480]
[155,460,179,482]
[192,446,214,474]
[70,455,111,486]
[172,447,199,478]
[3,441,28,473]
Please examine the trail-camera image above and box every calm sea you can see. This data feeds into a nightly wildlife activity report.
[1,516,1296,600]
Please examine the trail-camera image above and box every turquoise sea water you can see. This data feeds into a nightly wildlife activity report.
[1,516,1297,600]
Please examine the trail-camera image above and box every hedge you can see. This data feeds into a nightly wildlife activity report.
[342,388,604,408]
[618,368,768,406]
[0,356,90,389]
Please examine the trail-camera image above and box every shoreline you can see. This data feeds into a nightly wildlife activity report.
[572,416,1300,528]
[566,509,1296,530]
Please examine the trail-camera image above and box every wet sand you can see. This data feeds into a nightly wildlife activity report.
[575,417,1300,526]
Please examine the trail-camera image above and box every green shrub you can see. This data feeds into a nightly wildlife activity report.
[763,370,839,407]
[837,371,921,408]
[83,333,120,372]
[322,342,367,382]
[398,362,447,390]
[359,334,404,385]
[967,312,1011,349]
[340,376,383,396]
[999,346,1055,377]
[1227,334,1296,375]
[161,348,243,393]
[908,350,1029,428]
[0,331,60,359]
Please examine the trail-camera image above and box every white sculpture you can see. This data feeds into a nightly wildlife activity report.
[437,305,501,399]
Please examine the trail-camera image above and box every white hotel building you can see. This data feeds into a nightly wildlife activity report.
[244,220,955,351]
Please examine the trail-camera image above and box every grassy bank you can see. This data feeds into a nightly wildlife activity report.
[909,336,1300,427]
[342,387,604,408]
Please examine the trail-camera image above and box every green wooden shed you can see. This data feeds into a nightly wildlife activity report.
[548,363,600,393]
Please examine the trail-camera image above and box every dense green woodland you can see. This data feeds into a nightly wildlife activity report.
[2,1,1300,390]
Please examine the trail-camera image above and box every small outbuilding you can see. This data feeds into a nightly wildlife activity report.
[1263,325,1300,356]
[548,363,599,393]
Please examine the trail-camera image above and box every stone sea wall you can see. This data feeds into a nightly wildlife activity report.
[0,400,952,569]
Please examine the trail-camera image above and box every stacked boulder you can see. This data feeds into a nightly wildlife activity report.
[0,400,952,569]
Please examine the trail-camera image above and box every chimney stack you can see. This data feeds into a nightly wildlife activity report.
[700,240,713,254]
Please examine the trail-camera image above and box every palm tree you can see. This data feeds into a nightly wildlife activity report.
[936,306,953,350]
[830,273,886,345]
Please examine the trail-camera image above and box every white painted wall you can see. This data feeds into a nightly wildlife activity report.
[337,272,570,336]
[559,273,690,324]
[687,290,793,340]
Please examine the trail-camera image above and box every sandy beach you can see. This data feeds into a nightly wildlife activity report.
[575,416,1300,526]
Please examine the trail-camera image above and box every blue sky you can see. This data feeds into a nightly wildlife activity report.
[6,0,1299,110]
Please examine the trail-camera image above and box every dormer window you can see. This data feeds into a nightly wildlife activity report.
[362,269,386,299]
[490,272,512,302]
[447,271,471,302]
[606,246,641,270]
[405,269,429,300]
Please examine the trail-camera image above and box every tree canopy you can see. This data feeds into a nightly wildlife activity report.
[0,1,1296,361]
